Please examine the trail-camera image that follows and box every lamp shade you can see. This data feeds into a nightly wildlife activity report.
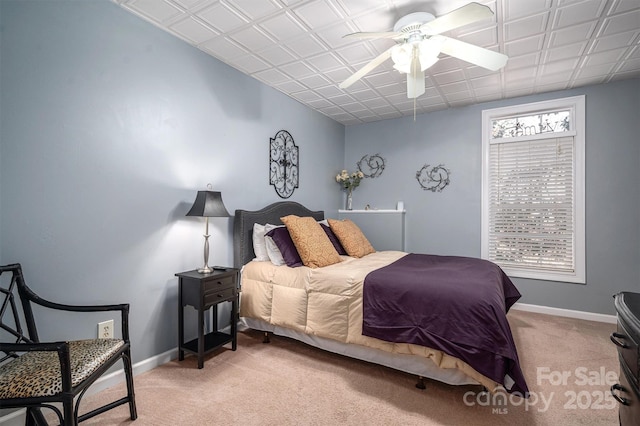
[186,191,230,217]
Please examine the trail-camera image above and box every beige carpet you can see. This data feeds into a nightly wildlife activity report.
[76,310,619,425]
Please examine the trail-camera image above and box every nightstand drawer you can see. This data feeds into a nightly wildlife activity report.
[203,274,236,292]
[204,287,235,306]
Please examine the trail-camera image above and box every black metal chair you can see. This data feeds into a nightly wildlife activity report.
[0,263,137,425]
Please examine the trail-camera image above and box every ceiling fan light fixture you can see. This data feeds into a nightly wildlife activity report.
[417,38,443,71]
[418,54,439,71]
[391,44,413,73]
[393,63,411,74]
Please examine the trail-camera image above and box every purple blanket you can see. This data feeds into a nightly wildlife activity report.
[362,253,528,395]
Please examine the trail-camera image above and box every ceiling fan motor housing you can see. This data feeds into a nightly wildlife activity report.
[393,12,435,34]
[391,12,442,74]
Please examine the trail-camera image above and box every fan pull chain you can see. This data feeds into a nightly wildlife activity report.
[413,45,417,122]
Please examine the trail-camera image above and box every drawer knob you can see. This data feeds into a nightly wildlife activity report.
[611,383,631,406]
[610,332,629,348]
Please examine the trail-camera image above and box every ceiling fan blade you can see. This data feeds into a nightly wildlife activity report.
[421,2,494,35]
[339,46,394,89]
[438,35,508,71]
[343,31,404,40]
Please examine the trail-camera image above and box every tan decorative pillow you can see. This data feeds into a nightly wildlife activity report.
[327,219,375,258]
[280,215,342,268]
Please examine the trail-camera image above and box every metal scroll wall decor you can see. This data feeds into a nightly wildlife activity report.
[269,130,299,199]
[357,153,386,178]
[415,164,451,192]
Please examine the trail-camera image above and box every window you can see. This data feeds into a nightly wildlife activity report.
[481,96,585,283]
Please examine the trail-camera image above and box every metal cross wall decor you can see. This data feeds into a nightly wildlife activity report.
[269,130,299,199]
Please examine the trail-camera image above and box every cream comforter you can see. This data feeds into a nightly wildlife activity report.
[240,251,500,391]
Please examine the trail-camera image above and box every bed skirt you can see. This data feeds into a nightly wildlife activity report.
[240,317,481,387]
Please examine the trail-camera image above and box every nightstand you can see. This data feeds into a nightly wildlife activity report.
[176,268,239,369]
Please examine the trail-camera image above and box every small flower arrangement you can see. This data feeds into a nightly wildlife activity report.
[336,169,364,191]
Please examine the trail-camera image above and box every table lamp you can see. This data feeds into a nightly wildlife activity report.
[186,187,230,273]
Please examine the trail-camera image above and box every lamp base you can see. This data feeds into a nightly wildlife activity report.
[197,266,213,274]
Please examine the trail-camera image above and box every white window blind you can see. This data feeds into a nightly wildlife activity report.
[488,136,575,273]
[481,95,585,284]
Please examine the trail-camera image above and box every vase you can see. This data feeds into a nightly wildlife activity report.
[346,189,353,210]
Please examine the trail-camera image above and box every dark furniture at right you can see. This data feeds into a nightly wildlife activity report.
[611,291,640,425]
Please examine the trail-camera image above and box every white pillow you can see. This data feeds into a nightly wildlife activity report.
[264,224,286,265]
[252,223,270,261]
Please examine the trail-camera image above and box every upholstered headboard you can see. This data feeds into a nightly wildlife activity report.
[233,201,324,268]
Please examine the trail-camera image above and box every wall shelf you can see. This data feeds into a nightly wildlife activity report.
[338,209,405,214]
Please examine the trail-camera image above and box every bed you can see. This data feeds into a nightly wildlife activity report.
[233,201,528,395]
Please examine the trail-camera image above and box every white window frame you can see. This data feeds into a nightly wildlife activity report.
[481,96,585,283]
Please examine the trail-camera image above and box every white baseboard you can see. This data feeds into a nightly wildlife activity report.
[86,347,178,396]
[0,408,26,426]
[512,302,616,324]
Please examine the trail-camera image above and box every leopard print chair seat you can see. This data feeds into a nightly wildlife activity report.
[0,339,124,399]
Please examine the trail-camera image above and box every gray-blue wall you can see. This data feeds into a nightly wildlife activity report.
[345,79,640,315]
[0,0,344,362]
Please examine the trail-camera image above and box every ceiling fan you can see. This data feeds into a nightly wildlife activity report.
[339,2,508,99]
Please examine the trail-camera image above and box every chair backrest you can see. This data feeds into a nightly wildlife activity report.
[0,263,40,363]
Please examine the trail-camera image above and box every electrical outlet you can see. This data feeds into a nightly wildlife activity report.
[98,320,114,339]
